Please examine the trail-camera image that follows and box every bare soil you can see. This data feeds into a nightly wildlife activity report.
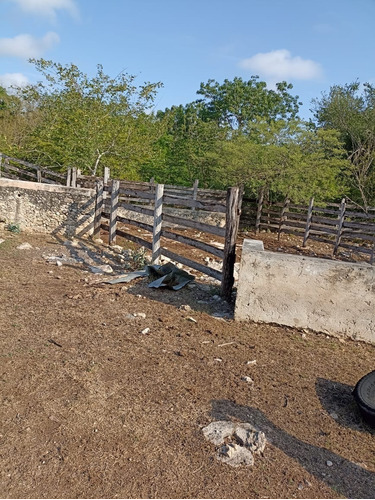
[0,228,375,499]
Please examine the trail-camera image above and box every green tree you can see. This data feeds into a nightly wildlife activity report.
[313,82,375,208]
[16,59,163,177]
[143,103,225,187]
[211,121,349,201]
[196,76,301,132]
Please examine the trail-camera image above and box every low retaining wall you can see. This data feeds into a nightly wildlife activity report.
[0,179,96,238]
[235,239,375,343]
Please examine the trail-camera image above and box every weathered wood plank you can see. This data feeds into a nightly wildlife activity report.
[221,186,242,301]
[303,197,314,247]
[255,187,264,234]
[152,184,164,264]
[163,194,226,213]
[334,198,346,254]
[161,229,225,259]
[93,180,104,239]
[117,202,154,217]
[162,213,226,237]
[109,179,120,245]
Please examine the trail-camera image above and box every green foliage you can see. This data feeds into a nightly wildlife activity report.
[6,223,20,233]
[15,59,163,177]
[313,81,375,208]
[196,76,301,131]
[210,121,349,202]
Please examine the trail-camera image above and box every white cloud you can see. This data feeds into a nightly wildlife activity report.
[10,0,79,20]
[0,72,29,88]
[0,32,60,59]
[239,49,323,82]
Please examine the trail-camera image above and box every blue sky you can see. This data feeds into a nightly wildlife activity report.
[0,0,374,119]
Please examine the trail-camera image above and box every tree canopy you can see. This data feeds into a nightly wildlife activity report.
[0,59,370,206]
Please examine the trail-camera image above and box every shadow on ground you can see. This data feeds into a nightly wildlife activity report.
[315,377,374,434]
[211,399,375,499]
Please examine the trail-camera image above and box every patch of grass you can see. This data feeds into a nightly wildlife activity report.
[6,222,20,234]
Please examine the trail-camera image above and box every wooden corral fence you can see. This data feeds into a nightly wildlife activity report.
[92,177,242,301]
[2,152,374,264]
[0,153,65,185]
[241,191,375,264]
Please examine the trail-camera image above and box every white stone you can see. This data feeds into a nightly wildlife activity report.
[202,421,235,446]
[140,328,150,335]
[241,376,254,384]
[0,239,5,245]
[217,443,254,467]
[134,313,146,319]
[17,242,32,250]
[89,264,113,274]
[326,460,333,467]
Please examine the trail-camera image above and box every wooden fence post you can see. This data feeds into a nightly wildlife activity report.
[0,155,3,177]
[37,168,42,183]
[152,184,164,264]
[255,187,264,234]
[278,196,290,240]
[109,179,120,246]
[221,186,243,302]
[93,180,104,239]
[192,179,199,211]
[303,197,314,247]
[104,167,110,185]
[66,167,72,187]
[333,198,346,255]
[71,167,77,188]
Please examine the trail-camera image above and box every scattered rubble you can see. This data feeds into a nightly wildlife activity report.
[202,421,266,467]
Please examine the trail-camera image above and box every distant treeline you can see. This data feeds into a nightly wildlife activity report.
[1,59,374,209]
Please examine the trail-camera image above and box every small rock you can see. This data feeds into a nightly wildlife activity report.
[329,412,338,420]
[214,358,222,362]
[17,242,32,250]
[202,421,235,446]
[246,360,257,365]
[186,317,197,323]
[56,260,63,267]
[0,239,5,245]
[140,328,150,335]
[110,245,123,253]
[211,295,221,301]
[217,443,254,467]
[179,304,192,312]
[326,460,333,467]
[134,313,146,319]
[241,376,254,384]
[89,264,113,274]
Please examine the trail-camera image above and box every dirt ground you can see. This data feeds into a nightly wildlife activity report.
[0,227,375,499]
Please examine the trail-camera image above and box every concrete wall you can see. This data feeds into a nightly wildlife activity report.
[0,178,96,238]
[235,239,375,343]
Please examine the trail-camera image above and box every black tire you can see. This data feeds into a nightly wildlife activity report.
[353,370,375,428]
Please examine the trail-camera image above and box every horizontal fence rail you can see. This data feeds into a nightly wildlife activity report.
[2,153,374,264]
[96,178,241,300]
[243,193,375,264]
[0,153,65,185]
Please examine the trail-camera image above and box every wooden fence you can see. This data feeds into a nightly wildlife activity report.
[93,178,242,301]
[243,193,375,264]
[0,153,66,185]
[2,153,374,264]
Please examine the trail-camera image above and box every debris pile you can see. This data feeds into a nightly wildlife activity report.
[202,420,266,467]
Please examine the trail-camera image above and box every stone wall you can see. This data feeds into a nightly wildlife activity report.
[0,179,96,238]
[235,239,375,343]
